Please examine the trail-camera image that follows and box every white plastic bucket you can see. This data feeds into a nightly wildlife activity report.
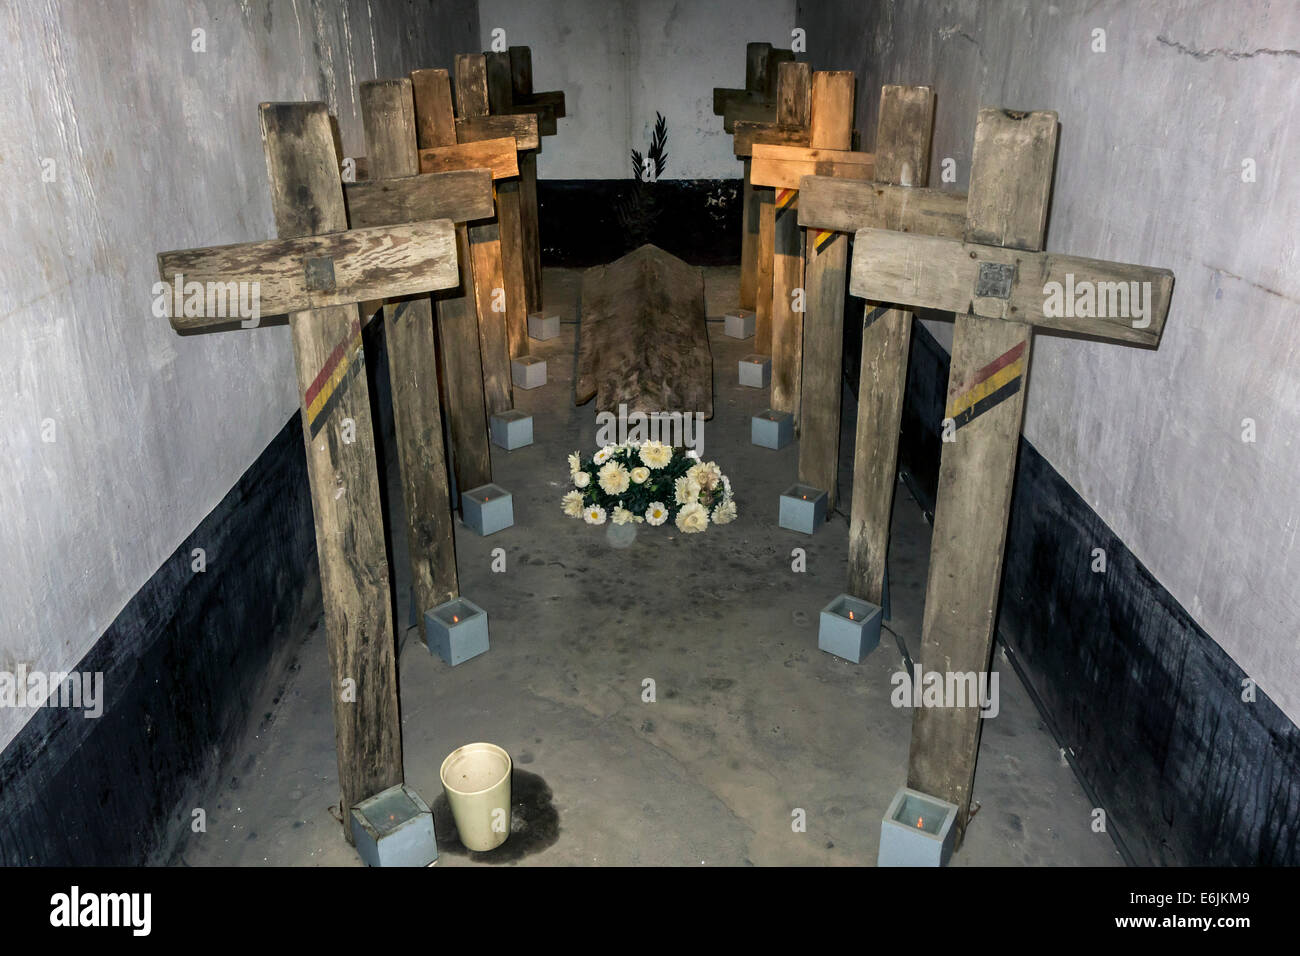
[439,742,512,852]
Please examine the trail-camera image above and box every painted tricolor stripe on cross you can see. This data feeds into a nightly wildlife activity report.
[813,228,835,254]
[945,340,1027,432]
[775,187,797,220]
[305,318,365,438]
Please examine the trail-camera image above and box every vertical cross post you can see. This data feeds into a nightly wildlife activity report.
[357,78,461,621]
[410,68,496,490]
[261,102,404,837]
[456,54,530,372]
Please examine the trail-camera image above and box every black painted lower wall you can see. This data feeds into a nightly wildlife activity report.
[0,415,317,866]
[878,316,1300,866]
[537,179,742,267]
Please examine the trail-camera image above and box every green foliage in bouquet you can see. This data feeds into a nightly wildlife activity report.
[560,441,737,533]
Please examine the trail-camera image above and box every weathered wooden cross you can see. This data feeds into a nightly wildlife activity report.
[353,78,496,626]
[486,44,566,314]
[406,64,514,490]
[798,93,964,611]
[792,83,936,529]
[847,107,1174,844]
[751,69,873,418]
[713,41,794,312]
[156,102,464,836]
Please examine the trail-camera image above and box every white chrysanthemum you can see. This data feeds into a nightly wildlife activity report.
[639,441,673,469]
[574,471,591,488]
[721,474,732,497]
[568,452,582,475]
[712,499,737,525]
[675,501,709,533]
[593,445,616,465]
[583,504,607,525]
[685,449,701,461]
[562,490,585,517]
[645,502,669,526]
[688,461,722,490]
[674,476,701,505]
[630,466,650,484]
[598,460,631,495]
[612,504,642,525]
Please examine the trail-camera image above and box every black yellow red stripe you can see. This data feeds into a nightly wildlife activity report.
[305,319,364,437]
[775,187,797,219]
[813,228,835,254]
[945,340,1026,431]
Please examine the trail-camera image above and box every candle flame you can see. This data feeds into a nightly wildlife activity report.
[453,615,460,623]
[848,610,855,620]
[917,816,924,828]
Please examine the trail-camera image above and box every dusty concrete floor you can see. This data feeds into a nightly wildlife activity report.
[179,266,1122,867]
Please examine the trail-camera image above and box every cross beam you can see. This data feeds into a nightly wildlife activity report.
[848,107,1174,846]
[156,102,463,839]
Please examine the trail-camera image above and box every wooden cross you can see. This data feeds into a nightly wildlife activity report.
[483,45,566,314]
[751,70,872,419]
[712,41,794,311]
[405,65,513,494]
[723,60,813,355]
[798,96,965,610]
[847,107,1174,844]
[156,102,463,837]
[354,78,496,628]
[791,84,935,531]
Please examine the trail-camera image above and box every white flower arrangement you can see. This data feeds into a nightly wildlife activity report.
[561,443,736,534]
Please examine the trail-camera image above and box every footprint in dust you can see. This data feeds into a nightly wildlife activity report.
[431,769,560,864]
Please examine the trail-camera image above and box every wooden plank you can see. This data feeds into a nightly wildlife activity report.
[502,103,557,136]
[485,51,514,112]
[809,72,855,149]
[518,89,565,118]
[157,219,457,329]
[842,86,935,607]
[797,175,967,236]
[259,102,401,837]
[875,83,935,187]
[454,113,539,150]
[410,68,458,148]
[417,137,518,179]
[345,168,494,228]
[413,67,493,496]
[712,87,750,116]
[497,177,531,359]
[751,143,874,190]
[722,92,777,133]
[360,78,460,627]
[577,244,712,417]
[745,41,773,92]
[764,49,794,98]
[849,229,1172,345]
[518,149,543,314]
[908,108,1057,845]
[509,45,533,99]
[506,46,544,312]
[755,186,775,353]
[733,121,810,157]
[455,54,491,117]
[739,158,758,310]
[775,61,811,127]
[468,216,512,414]
[769,186,802,417]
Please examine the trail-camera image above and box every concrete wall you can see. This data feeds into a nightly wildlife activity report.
[797,1,1300,723]
[478,0,797,179]
[0,0,477,753]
